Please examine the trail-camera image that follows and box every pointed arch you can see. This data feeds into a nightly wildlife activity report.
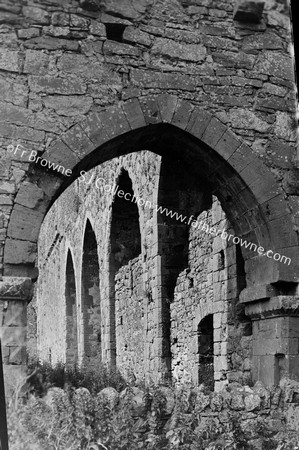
[81,219,101,365]
[65,249,78,366]
[108,169,142,368]
[4,94,298,293]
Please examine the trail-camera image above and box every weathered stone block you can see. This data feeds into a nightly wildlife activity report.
[43,140,79,170]
[23,50,49,75]
[62,124,95,160]
[18,28,40,40]
[0,78,28,107]
[22,6,50,24]
[29,76,87,95]
[15,182,45,210]
[152,38,206,62]
[282,170,299,195]
[171,99,195,130]
[255,96,294,113]
[43,95,93,117]
[244,394,261,411]
[0,49,19,72]
[139,97,162,125]
[229,108,270,132]
[70,14,89,30]
[7,205,43,242]
[43,25,71,39]
[0,326,26,347]
[82,111,110,147]
[0,277,33,301]
[187,108,212,140]
[103,40,140,57]
[227,142,256,173]
[101,0,150,20]
[24,37,79,52]
[233,0,265,23]
[122,98,146,129]
[79,0,101,11]
[255,52,294,81]
[214,129,241,160]
[1,302,26,327]
[130,69,196,91]
[240,284,276,303]
[98,104,131,139]
[3,240,37,266]
[58,54,104,80]
[201,117,227,149]
[286,404,299,431]
[0,123,44,144]
[213,51,255,69]
[0,12,22,25]
[123,27,152,47]
[157,94,178,123]
[52,12,70,26]
[90,20,106,37]
[0,195,13,206]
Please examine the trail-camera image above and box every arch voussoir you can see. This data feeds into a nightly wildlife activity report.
[186,108,213,139]
[214,129,242,161]
[62,124,95,160]
[42,139,80,170]
[201,116,227,149]
[122,98,147,130]
[171,98,195,130]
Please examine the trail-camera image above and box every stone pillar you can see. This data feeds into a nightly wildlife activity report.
[244,295,299,386]
[0,277,33,396]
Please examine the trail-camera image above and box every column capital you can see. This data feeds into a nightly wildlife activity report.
[245,295,299,320]
[0,276,33,302]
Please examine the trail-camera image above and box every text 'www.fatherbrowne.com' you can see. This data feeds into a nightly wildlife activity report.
[79,170,292,267]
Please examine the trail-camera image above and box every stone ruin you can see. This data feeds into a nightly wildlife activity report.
[0,0,298,434]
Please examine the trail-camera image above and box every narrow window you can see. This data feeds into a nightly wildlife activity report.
[81,220,100,365]
[109,170,141,366]
[65,251,78,366]
[198,315,214,390]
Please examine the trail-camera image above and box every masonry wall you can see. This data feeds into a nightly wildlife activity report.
[29,148,252,388]
[0,0,297,279]
[1,0,298,395]
[33,151,161,371]
[115,255,145,380]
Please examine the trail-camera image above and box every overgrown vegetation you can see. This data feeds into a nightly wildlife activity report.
[26,359,127,396]
[5,361,299,450]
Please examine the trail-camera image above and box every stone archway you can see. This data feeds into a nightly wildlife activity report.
[4,95,298,286]
[1,94,299,388]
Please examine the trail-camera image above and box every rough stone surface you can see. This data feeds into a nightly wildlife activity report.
[0,0,298,417]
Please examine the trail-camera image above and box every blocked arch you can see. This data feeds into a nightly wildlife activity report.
[4,94,299,290]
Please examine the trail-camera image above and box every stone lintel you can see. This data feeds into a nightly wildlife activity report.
[233,0,265,23]
[245,296,299,320]
[0,276,33,302]
[240,284,277,303]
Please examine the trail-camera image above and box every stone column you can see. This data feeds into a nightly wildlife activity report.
[244,295,299,386]
[0,276,33,396]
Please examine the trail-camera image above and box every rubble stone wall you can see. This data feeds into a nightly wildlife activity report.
[0,0,297,276]
[0,0,298,396]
